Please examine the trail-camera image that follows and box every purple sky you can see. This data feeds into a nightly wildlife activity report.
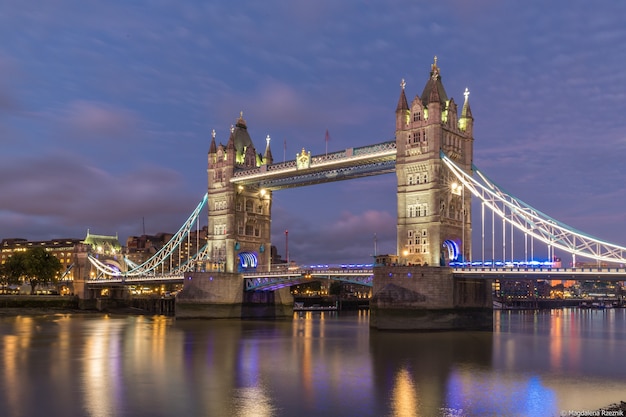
[1,1,625,265]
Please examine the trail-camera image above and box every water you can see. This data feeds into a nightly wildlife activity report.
[1,309,625,417]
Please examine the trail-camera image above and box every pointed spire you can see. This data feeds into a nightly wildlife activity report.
[209,129,217,154]
[461,87,473,119]
[264,134,273,164]
[226,126,235,150]
[421,56,448,105]
[396,78,409,112]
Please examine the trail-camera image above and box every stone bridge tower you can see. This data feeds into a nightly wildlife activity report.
[395,57,474,266]
[206,113,273,273]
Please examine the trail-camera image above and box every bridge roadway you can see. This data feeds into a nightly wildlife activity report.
[243,268,374,290]
[83,266,626,290]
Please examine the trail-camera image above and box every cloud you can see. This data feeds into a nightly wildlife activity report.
[58,100,140,140]
[0,54,22,114]
[0,151,199,242]
[271,203,396,265]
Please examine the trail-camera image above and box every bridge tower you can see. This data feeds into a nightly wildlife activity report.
[395,57,474,266]
[206,113,273,273]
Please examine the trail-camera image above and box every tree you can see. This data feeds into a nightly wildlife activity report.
[24,247,62,295]
[1,252,28,292]
[329,281,342,296]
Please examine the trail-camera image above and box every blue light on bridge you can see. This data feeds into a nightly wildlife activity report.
[443,239,460,261]
[238,252,258,270]
[449,259,558,268]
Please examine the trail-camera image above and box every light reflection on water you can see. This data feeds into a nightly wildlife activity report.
[0,309,625,417]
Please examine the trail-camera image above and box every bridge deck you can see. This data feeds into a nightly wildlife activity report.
[452,267,626,281]
[81,266,626,289]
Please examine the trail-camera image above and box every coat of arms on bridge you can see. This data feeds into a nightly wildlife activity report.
[296,148,311,170]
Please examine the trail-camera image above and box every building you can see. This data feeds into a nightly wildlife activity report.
[206,114,273,273]
[1,231,123,281]
[395,57,474,266]
[125,232,174,268]
[1,237,81,280]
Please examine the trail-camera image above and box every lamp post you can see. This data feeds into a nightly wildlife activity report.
[285,230,289,267]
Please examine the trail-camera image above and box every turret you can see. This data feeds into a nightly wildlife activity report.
[420,56,448,125]
[208,129,217,166]
[396,78,409,130]
[263,135,273,165]
[459,87,474,137]
[209,129,217,155]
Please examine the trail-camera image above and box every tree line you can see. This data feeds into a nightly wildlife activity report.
[0,247,63,294]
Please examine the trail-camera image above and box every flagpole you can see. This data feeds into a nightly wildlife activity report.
[325,129,329,156]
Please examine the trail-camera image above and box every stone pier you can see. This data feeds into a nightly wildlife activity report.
[175,272,294,319]
[370,265,492,331]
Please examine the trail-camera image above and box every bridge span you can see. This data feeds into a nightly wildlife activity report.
[452,266,626,281]
[82,264,626,290]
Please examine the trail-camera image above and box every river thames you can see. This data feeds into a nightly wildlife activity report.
[1,308,625,417]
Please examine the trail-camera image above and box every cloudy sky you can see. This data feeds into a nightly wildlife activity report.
[1,1,625,265]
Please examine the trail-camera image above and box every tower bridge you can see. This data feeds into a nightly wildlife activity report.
[74,57,626,329]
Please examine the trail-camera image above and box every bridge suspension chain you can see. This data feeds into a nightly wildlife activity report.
[441,151,626,265]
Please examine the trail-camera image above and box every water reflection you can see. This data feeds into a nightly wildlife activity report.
[370,328,493,416]
[445,369,557,416]
[0,309,625,417]
[390,367,419,417]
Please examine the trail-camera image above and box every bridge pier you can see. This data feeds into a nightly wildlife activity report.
[370,265,492,331]
[175,272,294,319]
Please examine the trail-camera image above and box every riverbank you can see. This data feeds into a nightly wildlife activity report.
[0,295,152,316]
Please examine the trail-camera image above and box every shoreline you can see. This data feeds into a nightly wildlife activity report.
[0,306,153,317]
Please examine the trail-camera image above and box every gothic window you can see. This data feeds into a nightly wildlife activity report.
[408,175,414,185]
[413,112,421,121]
[245,200,253,212]
[422,173,428,183]
[245,225,253,235]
